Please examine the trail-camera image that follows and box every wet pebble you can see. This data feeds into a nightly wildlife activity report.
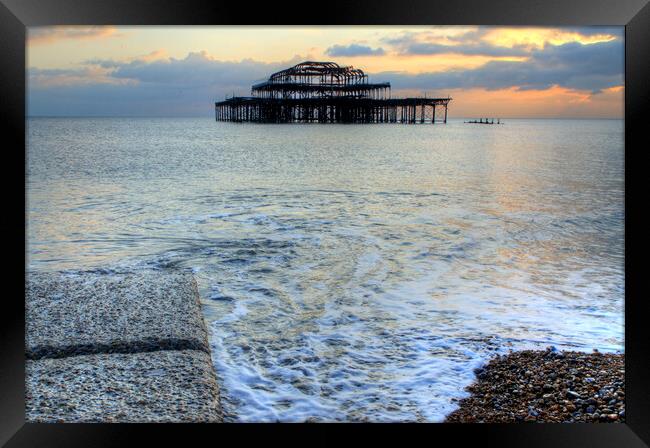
[445,348,625,423]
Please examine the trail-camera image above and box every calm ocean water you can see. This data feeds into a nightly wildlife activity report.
[27,117,624,422]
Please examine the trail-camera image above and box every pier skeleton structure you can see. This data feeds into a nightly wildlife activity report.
[215,61,451,124]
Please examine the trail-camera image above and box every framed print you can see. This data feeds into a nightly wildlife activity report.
[1,0,649,445]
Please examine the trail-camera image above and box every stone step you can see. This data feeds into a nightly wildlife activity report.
[25,271,210,359]
[25,271,222,422]
[26,349,222,422]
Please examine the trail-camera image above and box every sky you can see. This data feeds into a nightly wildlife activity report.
[27,26,624,118]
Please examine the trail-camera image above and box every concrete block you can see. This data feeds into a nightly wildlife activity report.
[26,349,222,422]
[26,271,209,359]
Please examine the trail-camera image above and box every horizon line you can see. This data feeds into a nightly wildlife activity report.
[26,115,625,120]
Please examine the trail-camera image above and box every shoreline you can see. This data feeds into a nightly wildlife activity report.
[445,347,625,423]
[26,271,624,423]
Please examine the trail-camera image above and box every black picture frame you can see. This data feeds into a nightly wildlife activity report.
[1,0,648,445]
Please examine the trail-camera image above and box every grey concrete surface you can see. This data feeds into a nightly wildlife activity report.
[25,271,222,422]
[26,349,222,422]
[26,271,210,359]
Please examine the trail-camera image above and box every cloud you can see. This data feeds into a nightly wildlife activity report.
[384,28,487,47]
[27,39,623,117]
[563,27,623,38]
[325,44,385,57]
[28,52,305,116]
[446,28,491,43]
[384,29,528,57]
[132,49,170,63]
[378,40,623,94]
[402,42,529,57]
[92,51,300,88]
[28,26,121,45]
[383,26,622,57]
[29,67,134,88]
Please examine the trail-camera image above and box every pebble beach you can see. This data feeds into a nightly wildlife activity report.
[445,347,625,423]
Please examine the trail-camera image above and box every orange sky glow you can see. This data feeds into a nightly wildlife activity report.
[27,26,624,118]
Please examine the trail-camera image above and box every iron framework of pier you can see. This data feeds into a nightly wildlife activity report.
[215,61,451,124]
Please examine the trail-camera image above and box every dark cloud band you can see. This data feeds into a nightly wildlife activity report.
[381,40,623,94]
[325,44,386,57]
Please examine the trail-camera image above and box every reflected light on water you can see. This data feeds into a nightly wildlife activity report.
[27,117,624,421]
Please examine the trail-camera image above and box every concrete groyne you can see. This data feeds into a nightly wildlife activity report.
[25,271,222,422]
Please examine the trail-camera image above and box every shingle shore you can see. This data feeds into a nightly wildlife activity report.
[445,348,625,423]
[25,271,223,422]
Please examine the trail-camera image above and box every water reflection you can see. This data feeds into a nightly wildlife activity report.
[27,117,624,421]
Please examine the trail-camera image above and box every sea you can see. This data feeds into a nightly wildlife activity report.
[26,117,625,422]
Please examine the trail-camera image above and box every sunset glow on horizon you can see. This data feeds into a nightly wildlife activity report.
[27,26,624,118]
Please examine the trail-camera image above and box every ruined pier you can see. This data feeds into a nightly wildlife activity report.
[215,61,451,124]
